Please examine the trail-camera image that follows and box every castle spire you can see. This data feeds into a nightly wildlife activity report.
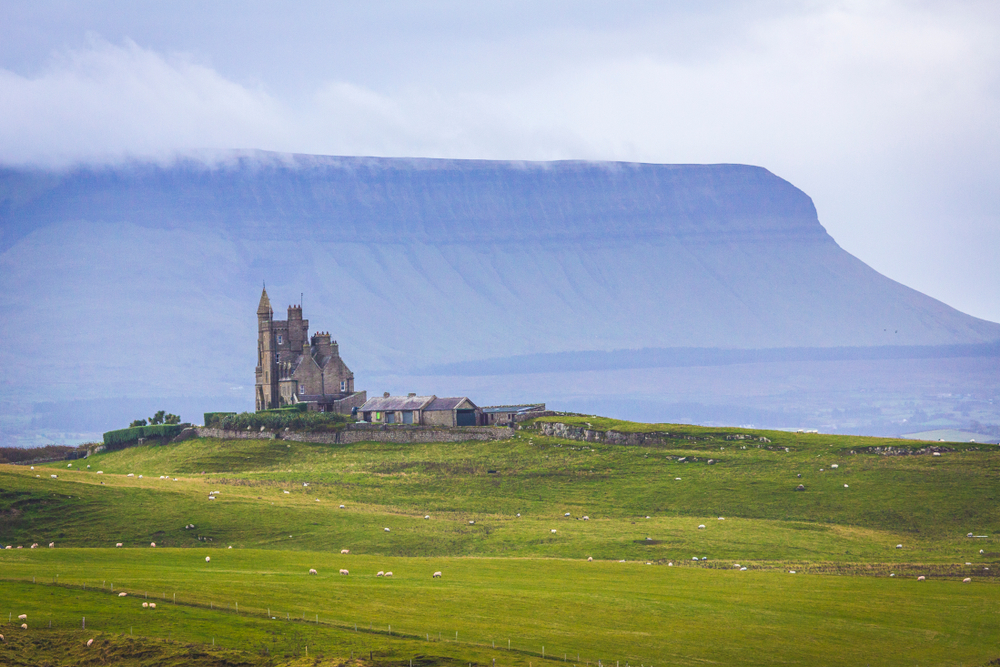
[257,286,273,316]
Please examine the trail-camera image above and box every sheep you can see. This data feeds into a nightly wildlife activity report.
[385,572,393,577]
[718,517,725,521]
[50,474,57,479]
[142,602,149,608]
[48,542,54,548]
[587,556,593,562]
[118,592,127,597]
[209,496,216,500]
[516,513,521,517]
[981,549,985,554]
[283,491,290,494]
[127,473,134,477]
[788,571,796,574]
[341,549,350,554]
[917,576,926,581]
[740,567,747,571]
[896,544,903,549]
[582,516,590,520]
[963,578,972,583]
[376,571,384,577]
[205,556,211,562]
[698,524,706,529]
[96,471,103,474]
[564,512,571,517]
[30,543,37,549]
[933,452,941,456]
[424,515,430,519]
[86,639,93,647]
[469,520,475,525]
[4,546,9,549]
[692,557,699,561]
[149,603,156,608]
[116,543,123,547]
[339,504,345,508]
[433,571,442,578]
[831,464,839,469]
[384,527,391,532]
[339,569,349,576]
[150,542,156,547]
[0,634,3,641]
[551,529,557,533]
[18,614,27,620]
[309,569,318,575]
[21,624,27,630]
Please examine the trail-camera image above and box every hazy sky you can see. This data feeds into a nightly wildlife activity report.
[1,1,998,323]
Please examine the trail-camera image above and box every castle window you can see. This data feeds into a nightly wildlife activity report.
[300,386,306,394]
[277,334,283,344]
[340,380,347,392]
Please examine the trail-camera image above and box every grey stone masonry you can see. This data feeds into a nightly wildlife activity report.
[195,423,514,445]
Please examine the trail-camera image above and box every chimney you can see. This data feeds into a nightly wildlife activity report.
[408,392,416,397]
[383,392,390,398]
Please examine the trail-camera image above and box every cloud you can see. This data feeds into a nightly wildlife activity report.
[0,2,998,319]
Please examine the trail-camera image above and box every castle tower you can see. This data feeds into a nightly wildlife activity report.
[255,287,279,410]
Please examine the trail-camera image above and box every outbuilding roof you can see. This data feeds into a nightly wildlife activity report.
[360,395,435,411]
[426,397,477,411]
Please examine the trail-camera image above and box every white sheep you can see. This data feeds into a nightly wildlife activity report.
[0,634,4,641]
[340,569,349,576]
[118,592,127,597]
[550,529,557,533]
[116,543,123,547]
[48,542,54,548]
[18,614,27,620]
[341,549,350,554]
[896,544,902,549]
[740,567,747,571]
[309,569,318,575]
[424,515,430,519]
[844,484,849,488]
[50,474,57,478]
[339,504,345,508]
[698,524,706,529]
[376,571,384,577]
[150,542,156,547]
[831,464,839,469]
[149,603,156,608]
[963,577,972,583]
[789,571,796,574]
[283,491,290,494]
[564,512,570,516]
[205,556,211,562]
[97,471,103,474]
[21,624,27,630]
[142,602,149,608]
[468,520,475,525]
[582,516,589,520]
[30,543,37,549]
[385,572,393,577]
[917,576,926,581]
[587,556,593,562]
[718,517,725,521]
[86,638,93,647]
[209,496,216,500]
[127,473,134,477]
[384,527,391,532]
[433,571,442,578]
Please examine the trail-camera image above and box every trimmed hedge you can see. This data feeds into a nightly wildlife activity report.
[103,424,184,449]
[217,410,346,433]
[203,412,237,428]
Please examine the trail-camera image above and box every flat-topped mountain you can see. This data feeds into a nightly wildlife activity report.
[0,153,997,424]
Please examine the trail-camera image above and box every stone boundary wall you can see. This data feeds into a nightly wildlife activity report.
[195,424,514,445]
[528,421,711,446]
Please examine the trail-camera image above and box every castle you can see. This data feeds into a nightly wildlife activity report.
[255,288,367,413]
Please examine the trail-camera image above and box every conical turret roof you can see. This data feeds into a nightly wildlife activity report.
[257,287,273,316]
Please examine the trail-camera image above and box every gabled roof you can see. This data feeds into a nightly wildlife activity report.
[360,395,436,411]
[426,397,477,411]
[257,287,273,315]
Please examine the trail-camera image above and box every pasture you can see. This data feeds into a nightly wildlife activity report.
[1,420,998,665]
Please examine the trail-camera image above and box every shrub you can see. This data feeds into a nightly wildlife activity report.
[203,412,237,428]
[217,410,346,433]
[103,424,184,449]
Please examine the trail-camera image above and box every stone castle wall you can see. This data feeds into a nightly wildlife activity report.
[195,423,514,445]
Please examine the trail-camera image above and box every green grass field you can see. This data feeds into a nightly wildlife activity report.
[1,420,998,665]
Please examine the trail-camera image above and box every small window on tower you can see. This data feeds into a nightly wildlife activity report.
[341,380,347,392]
[300,386,306,395]
[277,334,283,344]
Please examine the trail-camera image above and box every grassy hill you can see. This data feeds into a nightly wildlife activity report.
[1,419,998,665]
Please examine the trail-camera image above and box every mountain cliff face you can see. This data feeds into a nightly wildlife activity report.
[1,153,998,413]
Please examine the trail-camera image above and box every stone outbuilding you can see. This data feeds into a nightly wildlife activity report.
[481,403,547,425]
[359,393,481,426]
